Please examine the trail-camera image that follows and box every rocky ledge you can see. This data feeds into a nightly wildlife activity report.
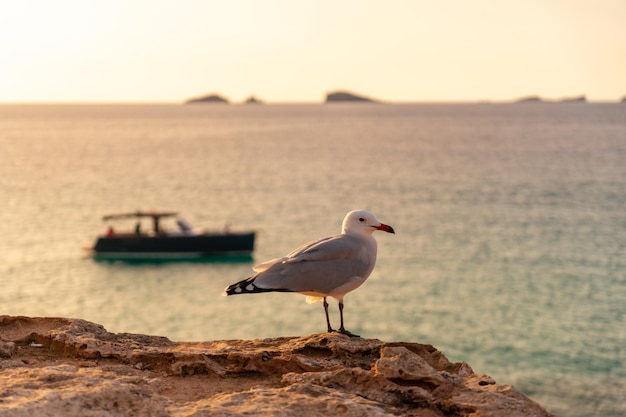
[0,316,553,417]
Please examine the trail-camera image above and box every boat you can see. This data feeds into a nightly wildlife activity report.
[88,211,255,261]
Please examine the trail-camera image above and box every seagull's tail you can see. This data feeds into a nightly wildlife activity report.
[221,276,293,296]
[221,277,254,296]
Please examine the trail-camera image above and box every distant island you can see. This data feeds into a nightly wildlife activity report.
[181,91,623,105]
[515,95,587,103]
[560,95,586,103]
[183,90,379,104]
[325,91,379,103]
[244,95,263,104]
[515,95,542,103]
[185,93,229,104]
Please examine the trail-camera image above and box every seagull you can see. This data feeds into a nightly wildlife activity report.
[222,210,395,337]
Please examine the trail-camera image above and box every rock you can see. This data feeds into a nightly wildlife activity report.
[326,91,378,103]
[185,93,229,104]
[374,346,448,386]
[0,316,555,417]
[0,340,16,358]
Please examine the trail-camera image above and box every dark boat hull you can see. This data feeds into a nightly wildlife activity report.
[92,232,255,260]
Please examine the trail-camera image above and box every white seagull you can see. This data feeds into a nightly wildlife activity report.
[222,210,395,336]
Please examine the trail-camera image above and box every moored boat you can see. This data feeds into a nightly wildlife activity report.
[88,211,255,261]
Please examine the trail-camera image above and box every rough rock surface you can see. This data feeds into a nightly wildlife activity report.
[0,316,554,417]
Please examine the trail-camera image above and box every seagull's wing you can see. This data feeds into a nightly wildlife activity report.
[252,235,341,272]
[251,234,372,294]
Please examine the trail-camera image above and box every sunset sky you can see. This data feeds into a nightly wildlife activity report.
[2,0,625,103]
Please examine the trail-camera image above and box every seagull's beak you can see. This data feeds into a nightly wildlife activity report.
[375,223,395,234]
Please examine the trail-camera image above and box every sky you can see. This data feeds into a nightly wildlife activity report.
[1,0,625,103]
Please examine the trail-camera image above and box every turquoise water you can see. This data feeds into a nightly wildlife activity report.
[1,103,625,416]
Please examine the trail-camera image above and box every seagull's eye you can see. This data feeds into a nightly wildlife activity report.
[359,217,365,222]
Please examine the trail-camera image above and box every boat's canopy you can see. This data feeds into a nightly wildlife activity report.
[102,211,179,235]
[102,211,178,221]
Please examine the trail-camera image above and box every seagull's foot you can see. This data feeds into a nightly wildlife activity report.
[335,328,360,338]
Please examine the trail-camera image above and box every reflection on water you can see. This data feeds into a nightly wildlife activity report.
[92,254,255,265]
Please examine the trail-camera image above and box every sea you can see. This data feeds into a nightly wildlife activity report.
[1,102,624,416]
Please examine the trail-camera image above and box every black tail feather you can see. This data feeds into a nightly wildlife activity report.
[222,277,293,296]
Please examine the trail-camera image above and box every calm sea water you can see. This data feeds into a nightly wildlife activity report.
[1,103,625,416]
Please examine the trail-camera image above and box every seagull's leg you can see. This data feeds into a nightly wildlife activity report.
[337,302,359,337]
[323,297,334,332]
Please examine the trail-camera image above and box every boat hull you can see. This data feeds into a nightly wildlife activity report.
[91,232,255,260]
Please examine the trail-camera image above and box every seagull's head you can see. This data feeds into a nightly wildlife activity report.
[342,210,395,236]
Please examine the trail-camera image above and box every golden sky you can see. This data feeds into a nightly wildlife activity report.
[2,0,625,103]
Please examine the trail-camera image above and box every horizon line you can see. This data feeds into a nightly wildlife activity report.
[1,98,625,106]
